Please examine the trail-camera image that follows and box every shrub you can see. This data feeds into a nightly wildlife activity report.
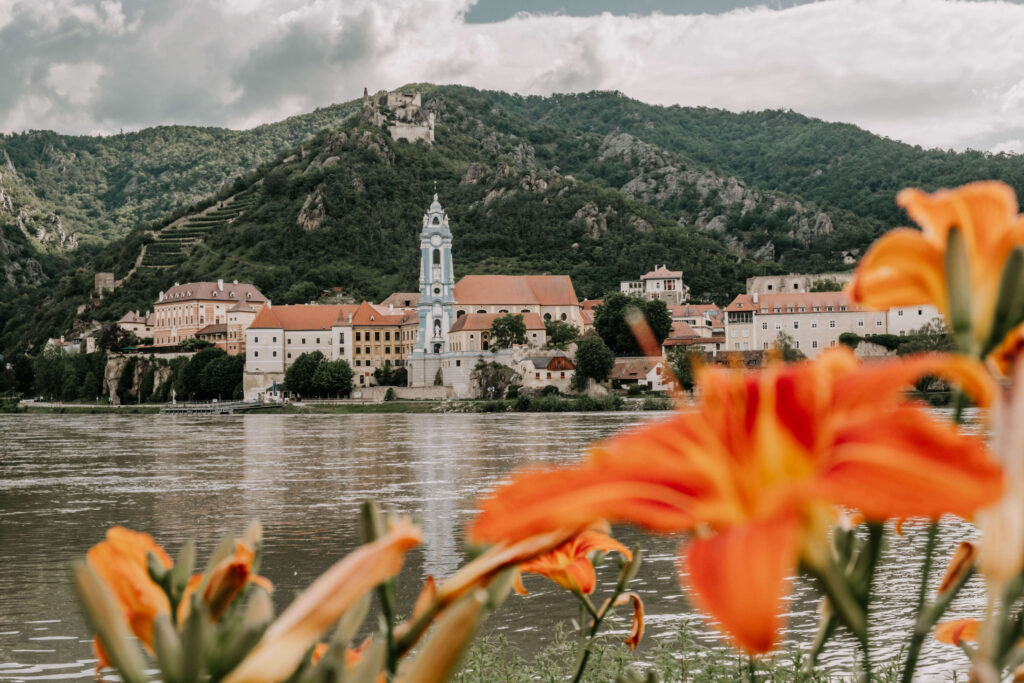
[541,384,561,397]
[627,383,645,396]
[642,396,673,411]
[384,387,396,402]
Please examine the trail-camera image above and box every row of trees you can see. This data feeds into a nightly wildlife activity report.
[283,352,354,398]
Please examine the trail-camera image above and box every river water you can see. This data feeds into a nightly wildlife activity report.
[0,413,983,681]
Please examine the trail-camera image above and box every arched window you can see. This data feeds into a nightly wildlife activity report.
[477,309,487,314]
[560,313,567,321]
[544,313,552,321]
[433,249,440,265]
[456,310,466,318]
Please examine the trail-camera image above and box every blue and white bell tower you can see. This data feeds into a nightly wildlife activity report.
[408,194,456,386]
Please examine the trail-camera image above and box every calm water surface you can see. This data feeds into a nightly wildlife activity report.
[0,413,982,680]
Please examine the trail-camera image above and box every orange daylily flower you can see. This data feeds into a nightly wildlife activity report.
[935,618,980,646]
[611,592,644,650]
[86,527,173,668]
[850,181,1024,354]
[223,517,422,683]
[470,348,1002,654]
[178,540,273,623]
[513,530,631,595]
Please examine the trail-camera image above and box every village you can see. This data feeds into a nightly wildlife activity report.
[44,191,942,405]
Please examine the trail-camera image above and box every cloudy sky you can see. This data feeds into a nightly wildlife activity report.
[3,0,1024,152]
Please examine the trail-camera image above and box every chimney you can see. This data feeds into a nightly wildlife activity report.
[218,279,224,291]
[389,303,395,313]
[753,293,759,304]
[159,291,165,302]
[233,279,238,285]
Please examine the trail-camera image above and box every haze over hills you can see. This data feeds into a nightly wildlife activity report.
[3,83,1024,355]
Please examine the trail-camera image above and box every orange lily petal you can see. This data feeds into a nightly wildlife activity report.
[935,618,979,645]
[223,518,422,683]
[823,407,1002,520]
[684,514,799,655]
[613,592,645,650]
[850,228,947,313]
[938,542,976,594]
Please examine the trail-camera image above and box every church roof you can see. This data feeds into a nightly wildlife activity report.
[250,304,356,330]
[159,281,266,303]
[454,275,578,307]
[449,312,545,333]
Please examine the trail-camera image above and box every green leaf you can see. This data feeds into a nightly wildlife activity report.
[945,227,976,355]
[72,561,148,683]
[983,246,1024,356]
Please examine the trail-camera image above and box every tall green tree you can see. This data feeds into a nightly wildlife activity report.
[201,354,244,399]
[593,293,673,356]
[489,314,528,350]
[544,319,579,350]
[181,347,226,399]
[312,359,354,397]
[667,348,702,395]
[285,351,324,398]
[574,335,615,389]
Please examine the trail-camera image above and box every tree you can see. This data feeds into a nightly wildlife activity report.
[98,326,139,351]
[667,348,702,395]
[282,281,319,305]
[180,337,213,351]
[489,314,527,350]
[810,278,844,292]
[312,359,354,397]
[201,354,244,399]
[773,332,806,362]
[285,351,324,397]
[574,335,615,388]
[593,293,673,355]
[373,361,407,386]
[181,347,225,399]
[470,359,517,398]
[897,320,953,355]
[544,319,579,350]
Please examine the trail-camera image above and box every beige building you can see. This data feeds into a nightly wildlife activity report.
[620,265,690,305]
[745,272,854,295]
[116,311,154,338]
[152,280,267,351]
[447,313,546,353]
[452,275,584,329]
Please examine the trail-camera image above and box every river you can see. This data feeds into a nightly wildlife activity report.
[0,413,982,680]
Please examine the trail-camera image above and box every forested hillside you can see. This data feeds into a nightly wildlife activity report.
[4,83,1024,356]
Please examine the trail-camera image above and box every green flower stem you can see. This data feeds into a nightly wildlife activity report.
[813,560,869,677]
[571,587,624,683]
[901,565,975,683]
[900,522,939,683]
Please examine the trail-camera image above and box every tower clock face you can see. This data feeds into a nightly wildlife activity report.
[430,234,442,247]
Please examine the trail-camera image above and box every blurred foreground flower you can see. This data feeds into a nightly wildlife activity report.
[471,348,1001,654]
[850,181,1024,357]
[513,528,631,596]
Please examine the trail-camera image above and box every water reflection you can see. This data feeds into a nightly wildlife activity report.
[0,412,978,680]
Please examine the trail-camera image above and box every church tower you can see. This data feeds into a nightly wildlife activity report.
[408,194,456,386]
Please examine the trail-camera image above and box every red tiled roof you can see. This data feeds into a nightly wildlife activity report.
[228,302,256,313]
[641,266,682,280]
[454,275,578,307]
[725,291,867,313]
[580,309,595,325]
[159,281,266,303]
[449,312,545,333]
[579,299,603,311]
[250,304,354,330]
[197,323,227,336]
[609,357,664,381]
[667,321,699,339]
[668,304,720,318]
[350,301,416,326]
[118,311,147,323]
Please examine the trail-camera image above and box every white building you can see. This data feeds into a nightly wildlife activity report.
[745,272,855,295]
[723,291,942,358]
[620,265,690,305]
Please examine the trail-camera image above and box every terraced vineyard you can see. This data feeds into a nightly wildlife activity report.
[139,192,258,268]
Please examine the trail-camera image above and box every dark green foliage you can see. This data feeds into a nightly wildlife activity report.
[139,366,156,402]
[98,325,138,351]
[543,319,579,350]
[839,332,861,349]
[470,359,516,398]
[116,356,138,403]
[383,387,396,402]
[810,278,844,292]
[200,354,244,399]
[489,314,527,349]
[773,332,806,362]
[626,383,645,396]
[312,359,354,397]
[897,320,953,355]
[668,348,701,395]
[180,346,226,399]
[593,293,673,355]
[12,354,34,394]
[284,351,324,397]
[540,384,561,397]
[281,281,319,305]
[373,362,407,387]
[574,335,615,385]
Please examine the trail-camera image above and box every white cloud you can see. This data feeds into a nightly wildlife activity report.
[46,62,103,105]
[3,0,1024,153]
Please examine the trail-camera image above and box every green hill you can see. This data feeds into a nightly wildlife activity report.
[5,84,1024,355]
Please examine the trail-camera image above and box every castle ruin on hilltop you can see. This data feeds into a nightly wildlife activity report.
[362,88,435,144]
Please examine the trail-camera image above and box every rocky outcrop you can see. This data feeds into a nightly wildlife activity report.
[599,132,835,252]
[0,174,14,215]
[297,185,326,231]
[22,210,77,250]
[1,149,15,174]
[306,130,394,172]
[103,355,173,405]
[461,163,483,185]
[43,143,75,172]
[0,228,47,289]
[574,203,617,239]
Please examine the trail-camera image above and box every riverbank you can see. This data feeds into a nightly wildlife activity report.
[8,395,675,414]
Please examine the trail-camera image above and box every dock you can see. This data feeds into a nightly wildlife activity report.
[160,401,259,415]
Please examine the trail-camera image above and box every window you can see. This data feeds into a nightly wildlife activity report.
[339,333,345,344]
[793,283,799,290]
[254,337,259,343]
[829,320,836,328]
[536,372,541,379]
[876,319,883,327]
[272,336,277,342]
[374,332,380,341]
[272,351,277,357]
[254,351,259,357]
[762,322,768,330]
[793,321,799,330]
[775,322,781,331]
[898,310,904,317]
[560,372,566,379]
[287,353,291,359]
[385,347,391,354]
[385,332,391,341]
[918,308,923,315]
[356,332,361,341]
[827,306,833,312]
[547,372,552,379]
[355,347,361,354]
[812,340,818,349]
[364,347,370,354]
[456,360,461,367]
[301,338,306,344]
[561,313,567,321]
[858,320,864,327]
[767,284,773,290]
[840,306,847,311]
[811,322,818,329]
[794,341,800,348]
[355,360,361,366]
